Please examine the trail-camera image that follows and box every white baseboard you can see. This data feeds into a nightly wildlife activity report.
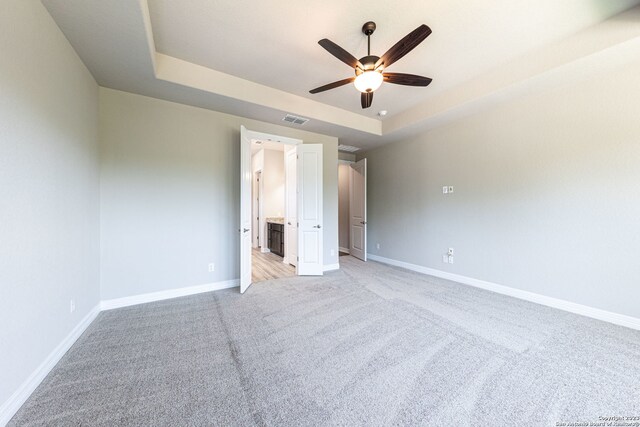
[0,304,101,426]
[368,254,640,331]
[260,248,271,253]
[339,247,350,254]
[323,263,340,272]
[100,279,239,311]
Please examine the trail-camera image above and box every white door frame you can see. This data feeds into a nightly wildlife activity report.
[241,128,302,290]
[252,170,262,249]
[349,158,367,261]
[338,159,354,254]
[255,170,270,253]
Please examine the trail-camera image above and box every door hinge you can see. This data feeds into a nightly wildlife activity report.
[297,256,299,261]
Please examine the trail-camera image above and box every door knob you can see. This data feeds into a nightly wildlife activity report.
[287,222,292,225]
[360,221,367,225]
[313,224,322,229]
[243,228,250,233]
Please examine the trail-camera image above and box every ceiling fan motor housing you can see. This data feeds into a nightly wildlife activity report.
[356,55,381,75]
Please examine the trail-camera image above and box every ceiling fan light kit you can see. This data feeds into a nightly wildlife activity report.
[354,71,383,93]
[310,21,433,109]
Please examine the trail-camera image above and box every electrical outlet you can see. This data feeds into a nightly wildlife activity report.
[442,186,448,194]
[376,243,380,250]
[442,254,449,263]
[208,263,215,272]
[70,300,75,314]
[448,248,454,256]
[448,255,454,264]
[448,186,454,193]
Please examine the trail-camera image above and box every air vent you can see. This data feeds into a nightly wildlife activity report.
[282,114,309,126]
[338,144,361,153]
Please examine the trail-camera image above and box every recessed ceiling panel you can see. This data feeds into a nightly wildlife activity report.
[148,0,638,117]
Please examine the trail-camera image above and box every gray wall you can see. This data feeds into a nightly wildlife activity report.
[360,59,640,319]
[99,88,339,300]
[0,0,100,407]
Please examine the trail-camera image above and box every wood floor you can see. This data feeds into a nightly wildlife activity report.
[252,248,295,283]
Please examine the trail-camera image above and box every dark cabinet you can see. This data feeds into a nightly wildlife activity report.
[267,222,284,257]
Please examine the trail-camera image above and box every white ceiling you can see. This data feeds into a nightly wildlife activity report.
[148,0,637,117]
[42,0,640,150]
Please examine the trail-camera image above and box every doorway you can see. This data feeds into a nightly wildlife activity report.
[240,126,324,293]
[338,158,367,261]
[250,140,294,283]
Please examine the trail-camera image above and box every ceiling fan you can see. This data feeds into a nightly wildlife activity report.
[310,21,433,109]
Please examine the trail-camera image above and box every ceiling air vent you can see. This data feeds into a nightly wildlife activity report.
[338,144,361,153]
[283,114,309,126]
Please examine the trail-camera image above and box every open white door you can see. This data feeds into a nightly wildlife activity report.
[240,126,252,292]
[285,148,297,267]
[297,144,323,275]
[350,158,367,261]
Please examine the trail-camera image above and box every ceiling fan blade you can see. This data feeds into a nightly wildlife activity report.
[318,39,364,70]
[383,72,432,87]
[361,91,373,109]
[309,77,356,94]
[375,24,432,69]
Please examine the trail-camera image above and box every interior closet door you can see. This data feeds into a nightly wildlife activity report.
[350,159,367,261]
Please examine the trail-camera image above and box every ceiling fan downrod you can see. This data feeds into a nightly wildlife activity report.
[362,21,376,57]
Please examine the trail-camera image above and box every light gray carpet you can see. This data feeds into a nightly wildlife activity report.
[9,256,640,426]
